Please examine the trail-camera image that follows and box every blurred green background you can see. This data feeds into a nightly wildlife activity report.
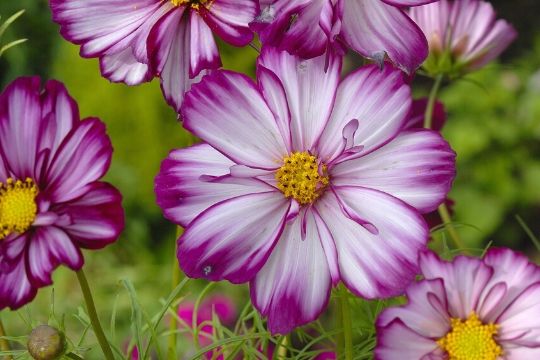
[1,0,540,358]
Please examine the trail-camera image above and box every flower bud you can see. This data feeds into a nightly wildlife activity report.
[27,325,64,360]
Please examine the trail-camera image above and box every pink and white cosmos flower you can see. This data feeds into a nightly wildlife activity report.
[155,47,456,334]
[376,249,540,359]
[50,0,258,111]
[251,0,438,74]
[409,0,517,75]
[0,77,124,310]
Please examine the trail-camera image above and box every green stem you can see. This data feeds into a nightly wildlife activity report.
[76,269,115,360]
[423,74,444,130]
[0,316,13,360]
[167,226,183,360]
[339,286,353,360]
[423,74,465,250]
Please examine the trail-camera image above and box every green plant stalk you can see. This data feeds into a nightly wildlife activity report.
[339,286,353,360]
[423,74,466,250]
[0,316,13,360]
[76,269,115,360]
[65,353,84,360]
[167,226,184,360]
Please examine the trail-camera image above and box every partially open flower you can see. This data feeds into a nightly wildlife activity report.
[376,249,540,359]
[409,0,517,77]
[27,325,64,360]
[0,77,124,310]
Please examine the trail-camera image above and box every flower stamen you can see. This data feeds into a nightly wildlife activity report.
[170,0,211,9]
[437,312,502,360]
[275,151,329,205]
[0,177,38,239]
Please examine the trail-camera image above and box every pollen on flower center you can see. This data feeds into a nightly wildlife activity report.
[0,177,38,239]
[437,312,502,360]
[275,151,329,205]
[170,0,211,9]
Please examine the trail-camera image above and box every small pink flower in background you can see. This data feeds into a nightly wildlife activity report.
[315,351,336,359]
[376,248,540,359]
[50,0,258,112]
[251,0,437,73]
[409,0,517,76]
[155,47,456,333]
[0,77,124,310]
[177,295,237,359]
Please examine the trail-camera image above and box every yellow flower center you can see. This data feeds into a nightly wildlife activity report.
[437,312,502,360]
[0,178,38,239]
[275,151,329,205]
[170,0,211,9]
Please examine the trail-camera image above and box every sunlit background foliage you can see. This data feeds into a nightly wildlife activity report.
[1,0,540,359]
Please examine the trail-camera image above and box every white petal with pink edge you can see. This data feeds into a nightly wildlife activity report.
[147,7,194,112]
[45,118,112,203]
[258,46,341,151]
[53,182,124,250]
[316,64,411,162]
[340,0,428,74]
[250,208,332,334]
[419,252,494,319]
[377,278,450,338]
[155,144,278,227]
[316,187,427,299]
[198,0,256,46]
[100,48,154,86]
[27,227,83,287]
[331,130,455,213]
[375,319,441,360]
[182,70,287,169]
[0,235,36,310]
[50,0,167,58]
[178,191,290,284]
[189,12,221,78]
[0,77,42,179]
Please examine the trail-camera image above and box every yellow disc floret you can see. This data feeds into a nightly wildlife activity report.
[0,177,38,239]
[437,312,502,360]
[275,151,329,205]
[171,0,211,9]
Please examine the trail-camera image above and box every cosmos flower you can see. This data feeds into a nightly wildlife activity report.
[409,0,517,77]
[376,248,540,359]
[155,47,455,334]
[251,0,437,74]
[50,0,258,112]
[0,77,124,310]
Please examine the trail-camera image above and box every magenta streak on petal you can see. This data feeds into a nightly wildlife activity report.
[311,206,340,285]
[329,187,378,235]
[177,191,290,284]
[189,12,222,78]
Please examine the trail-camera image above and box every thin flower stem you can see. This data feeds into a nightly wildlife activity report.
[167,226,183,360]
[339,286,353,360]
[423,74,466,250]
[76,269,115,360]
[0,316,13,360]
[438,202,466,249]
[423,74,444,130]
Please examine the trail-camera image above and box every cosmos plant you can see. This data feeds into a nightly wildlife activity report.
[0,77,124,309]
[49,0,258,111]
[376,249,540,359]
[252,0,439,73]
[155,47,456,333]
[0,1,529,359]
